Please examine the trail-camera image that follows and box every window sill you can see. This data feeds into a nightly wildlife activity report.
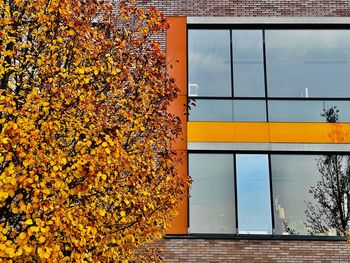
[165,234,347,241]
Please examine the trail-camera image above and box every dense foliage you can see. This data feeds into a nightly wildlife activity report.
[0,0,189,261]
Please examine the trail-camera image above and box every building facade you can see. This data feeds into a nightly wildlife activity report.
[136,1,350,261]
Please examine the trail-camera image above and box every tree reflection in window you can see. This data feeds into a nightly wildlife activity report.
[305,108,350,236]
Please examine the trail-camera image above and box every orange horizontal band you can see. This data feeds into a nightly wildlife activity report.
[188,122,350,144]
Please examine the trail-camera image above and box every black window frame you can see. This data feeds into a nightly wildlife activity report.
[182,150,350,241]
[187,24,350,123]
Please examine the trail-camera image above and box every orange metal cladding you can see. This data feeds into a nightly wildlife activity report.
[188,122,350,143]
[165,17,188,235]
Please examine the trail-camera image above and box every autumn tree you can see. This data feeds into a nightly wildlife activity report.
[0,0,189,261]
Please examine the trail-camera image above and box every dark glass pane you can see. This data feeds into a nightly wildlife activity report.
[232,30,265,97]
[236,154,272,234]
[268,100,324,122]
[189,154,236,234]
[188,30,232,97]
[189,100,233,121]
[233,100,266,122]
[266,30,350,98]
[271,155,347,236]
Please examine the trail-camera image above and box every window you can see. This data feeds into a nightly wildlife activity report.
[189,152,348,236]
[266,30,350,98]
[188,99,266,122]
[232,30,265,97]
[189,154,235,233]
[271,155,320,235]
[188,28,350,122]
[236,154,272,234]
[188,30,231,97]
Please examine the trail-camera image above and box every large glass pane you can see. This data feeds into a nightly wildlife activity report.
[236,154,272,234]
[266,30,350,98]
[268,100,350,122]
[189,99,266,122]
[233,100,266,121]
[268,100,324,122]
[232,30,265,97]
[188,100,233,121]
[271,155,348,236]
[188,30,231,97]
[325,101,350,122]
[189,154,236,233]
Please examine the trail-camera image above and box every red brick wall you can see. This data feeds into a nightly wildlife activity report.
[157,238,350,262]
[136,0,350,17]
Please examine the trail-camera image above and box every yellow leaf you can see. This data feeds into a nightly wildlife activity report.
[7,165,15,174]
[59,157,67,165]
[37,247,44,258]
[120,211,126,217]
[55,180,62,189]
[19,202,26,211]
[105,148,111,154]
[1,227,7,235]
[29,226,39,233]
[102,142,108,147]
[10,177,16,186]
[99,209,106,217]
[12,207,18,214]
[18,232,26,240]
[68,29,75,36]
[24,219,33,225]
[38,236,45,244]
[5,247,15,258]
[111,69,121,75]
[44,251,50,259]
[23,245,32,255]
[15,247,23,256]
[0,192,9,199]
[2,138,9,144]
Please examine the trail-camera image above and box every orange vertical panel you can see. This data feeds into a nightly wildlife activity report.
[166,17,188,235]
[167,17,187,96]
